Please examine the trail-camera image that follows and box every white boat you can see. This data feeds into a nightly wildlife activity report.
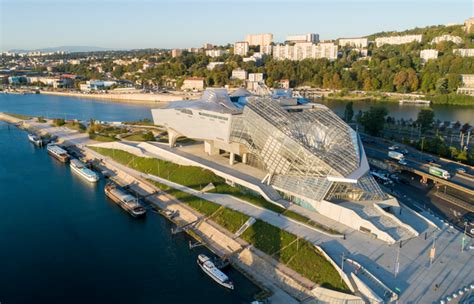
[105,183,146,217]
[197,254,234,290]
[27,133,42,146]
[47,144,70,162]
[70,159,99,183]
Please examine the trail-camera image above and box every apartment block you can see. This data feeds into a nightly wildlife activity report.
[338,37,368,48]
[375,34,422,47]
[234,41,249,56]
[245,33,273,46]
[286,33,319,44]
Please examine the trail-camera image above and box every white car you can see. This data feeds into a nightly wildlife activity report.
[389,145,399,151]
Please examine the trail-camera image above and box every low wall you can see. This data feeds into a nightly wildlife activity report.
[314,245,355,293]
[41,90,194,104]
[89,142,150,158]
[315,200,396,244]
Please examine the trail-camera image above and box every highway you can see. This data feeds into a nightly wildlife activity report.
[361,134,474,194]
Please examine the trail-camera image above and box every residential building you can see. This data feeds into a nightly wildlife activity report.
[8,76,27,84]
[338,37,368,48]
[457,74,474,96]
[234,41,249,56]
[248,73,264,82]
[207,62,224,70]
[231,69,248,80]
[375,34,422,47]
[420,49,438,62]
[171,49,182,58]
[453,48,474,57]
[151,88,417,244]
[277,79,290,89]
[272,42,338,61]
[203,43,214,50]
[245,33,273,47]
[431,35,463,44]
[27,76,73,88]
[286,33,319,44]
[243,52,264,65]
[187,48,201,53]
[464,17,474,33]
[80,80,116,91]
[205,49,226,58]
[68,59,82,65]
[181,77,205,91]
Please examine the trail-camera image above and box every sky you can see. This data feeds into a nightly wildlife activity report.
[0,0,472,51]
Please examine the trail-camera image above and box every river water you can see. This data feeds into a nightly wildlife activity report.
[1,93,473,123]
[0,122,260,303]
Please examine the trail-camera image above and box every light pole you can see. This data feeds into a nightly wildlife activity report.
[340,252,345,284]
[461,222,467,252]
[394,241,401,278]
[429,231,437,267]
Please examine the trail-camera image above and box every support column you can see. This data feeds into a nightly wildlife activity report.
[167,128,179,148]
[242,153,248,164]
[229,152,235,166]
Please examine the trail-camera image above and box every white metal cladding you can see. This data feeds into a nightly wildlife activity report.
[230,97,387,202]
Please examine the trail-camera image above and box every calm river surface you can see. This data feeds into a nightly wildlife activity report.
[0,122,260,303]
[1,93,473,123]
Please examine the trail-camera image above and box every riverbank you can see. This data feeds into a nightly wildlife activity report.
[40,90,198,104]
[324,92,474,106]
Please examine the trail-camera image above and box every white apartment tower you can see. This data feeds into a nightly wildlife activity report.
[245,33,273,46]
[234,41,249,56]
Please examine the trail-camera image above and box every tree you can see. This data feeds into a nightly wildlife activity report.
[344,101,354,122]
[416,108,435,134]
[358,106,388,136]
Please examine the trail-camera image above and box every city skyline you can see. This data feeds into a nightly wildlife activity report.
[1,0,472,51]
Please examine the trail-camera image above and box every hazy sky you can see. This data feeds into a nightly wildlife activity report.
[1,0,472,51]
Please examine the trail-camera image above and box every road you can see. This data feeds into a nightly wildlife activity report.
[361,134,474,192]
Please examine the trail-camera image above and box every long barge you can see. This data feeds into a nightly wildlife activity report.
[70,159,99,183]
[47,144,70,162]
[104,182,146,217]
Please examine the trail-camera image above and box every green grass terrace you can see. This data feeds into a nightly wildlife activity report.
[150,180,349,293]
[89,147,340,235]
[89,147,349,291]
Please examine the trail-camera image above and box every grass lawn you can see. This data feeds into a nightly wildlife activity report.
[150,178,348,292]
[89,147,340,235]
[122,132,155,142]
[149,180,249,234]
[89,133,117,142]
[64,122,86,133]
[241,220,348,292]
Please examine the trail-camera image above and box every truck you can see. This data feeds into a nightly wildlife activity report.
[429,166,450,180]
[388,151,404,160]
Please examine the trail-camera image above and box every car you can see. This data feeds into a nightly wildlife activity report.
[388,145,399,150]
[427,158,436,163]
[456,167,466,173]
[398,159,408,166]
[401,149,409,154]
[462,212,474,237]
